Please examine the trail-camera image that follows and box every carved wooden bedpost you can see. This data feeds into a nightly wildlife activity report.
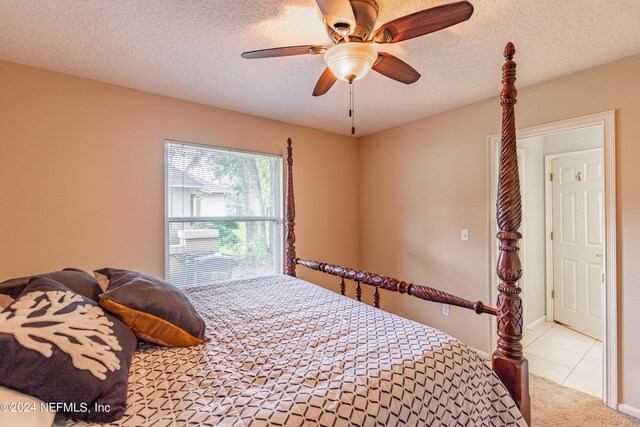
[492,42,531,425]
[285,138,297,277]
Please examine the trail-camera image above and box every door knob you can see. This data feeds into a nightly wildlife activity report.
[595,254,603,258]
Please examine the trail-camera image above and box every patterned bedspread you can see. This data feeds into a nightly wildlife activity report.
[67,274,524,426]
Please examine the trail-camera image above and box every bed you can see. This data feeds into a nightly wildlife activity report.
[67,275,523,426]
[63,42,528,426]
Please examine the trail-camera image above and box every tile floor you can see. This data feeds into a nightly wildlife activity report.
[523,321,603,398]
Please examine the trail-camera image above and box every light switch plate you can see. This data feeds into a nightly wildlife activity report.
[461,229,469,241]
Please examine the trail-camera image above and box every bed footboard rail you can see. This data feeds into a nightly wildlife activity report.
[296,258,497,316]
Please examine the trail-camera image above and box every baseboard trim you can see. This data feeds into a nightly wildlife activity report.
[527,315,547,331]
[618,404,640,420]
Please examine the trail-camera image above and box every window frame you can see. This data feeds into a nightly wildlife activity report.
[164,140,284,284]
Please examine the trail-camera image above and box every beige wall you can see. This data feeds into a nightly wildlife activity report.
[0,60,360,292]
[359,54,640,408]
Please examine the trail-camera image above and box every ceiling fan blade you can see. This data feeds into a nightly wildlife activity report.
[312,68,338,96]
[241,45,326,59]
[373,1,473,44]
[315,0,356,33]
[372,53,421,84]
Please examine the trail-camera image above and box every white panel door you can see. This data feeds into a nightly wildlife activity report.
[552,149,604,339]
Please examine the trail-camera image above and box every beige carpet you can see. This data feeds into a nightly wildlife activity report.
[531,374,640,426]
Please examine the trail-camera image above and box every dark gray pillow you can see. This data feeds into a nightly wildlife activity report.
[0,277,137,422]
[0,268,101,301]
[95,268,207,347]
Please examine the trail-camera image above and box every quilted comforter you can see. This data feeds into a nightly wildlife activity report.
[67,274,524,426]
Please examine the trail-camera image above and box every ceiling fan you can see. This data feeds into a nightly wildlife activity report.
[241,0,474,97]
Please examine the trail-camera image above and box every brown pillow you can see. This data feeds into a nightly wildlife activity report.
[0,278,137,422]
[0,268,102,301]
[95,268,207,347]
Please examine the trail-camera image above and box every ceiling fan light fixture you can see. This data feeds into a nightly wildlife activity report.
[324,42,378,82]
[333,22,351,37]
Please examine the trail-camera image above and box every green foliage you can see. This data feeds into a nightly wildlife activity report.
[247,230,268,257]
[255,158,273,215]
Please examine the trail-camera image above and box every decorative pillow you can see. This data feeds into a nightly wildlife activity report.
[0,268,102,301]
[0,386,56,427]
[0,278,137,423]
[95,268,206,347]
[93,271,110,293]
[0,294,14,312]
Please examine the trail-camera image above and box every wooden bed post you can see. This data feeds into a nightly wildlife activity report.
[492,42,531,425]
[285,138,297,277]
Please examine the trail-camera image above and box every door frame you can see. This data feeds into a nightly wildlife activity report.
[487,110,617,408]
[544,148,603,326]
[516,148,527,326]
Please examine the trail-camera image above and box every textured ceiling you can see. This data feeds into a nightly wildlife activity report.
[1,0,640,136]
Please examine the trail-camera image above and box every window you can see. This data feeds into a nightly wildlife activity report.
[165,141,283,287]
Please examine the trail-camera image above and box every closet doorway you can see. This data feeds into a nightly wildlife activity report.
[488,111,616,408]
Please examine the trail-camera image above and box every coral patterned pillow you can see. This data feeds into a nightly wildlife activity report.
[0,268,102,301]
[0,278,137,423]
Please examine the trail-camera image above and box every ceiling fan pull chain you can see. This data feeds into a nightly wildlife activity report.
[350,81,355,135]
[349,81,352,118]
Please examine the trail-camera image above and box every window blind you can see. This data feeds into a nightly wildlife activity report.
[165,141,283,287]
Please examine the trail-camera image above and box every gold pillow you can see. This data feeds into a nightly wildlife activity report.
[0,294,14,312]
[95,268,206,347]
[99,299,204,347]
